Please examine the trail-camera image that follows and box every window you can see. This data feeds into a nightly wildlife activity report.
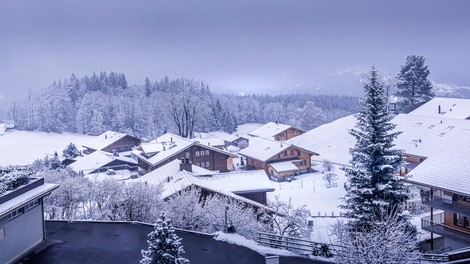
[454,214,469,228]
[195,151,201,157]
[290,149,294,155]
[301,160,307,166]
[9,207,25,220]
[277,154,281,159]
[26,199,40,211]
[0,228,4,240]
[284,151,288,156]
[205,161,210,168]
[205,150,210,156]
[297,150,301,156]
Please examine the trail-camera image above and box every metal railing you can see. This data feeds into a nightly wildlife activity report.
[421,218,470,244]
[422,195,470,217]
[256,232,333,257]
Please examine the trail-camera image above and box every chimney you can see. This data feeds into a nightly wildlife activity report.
[105,134,107,139]
[171,137,173,142]
[208,142,211,146]
[112,150,119,157]
[179,158,192,172]
[438,105,441,114]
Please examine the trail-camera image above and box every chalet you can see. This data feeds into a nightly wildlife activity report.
[132,133,237,173]
[125,160,274,209]
[194,137,226,149]
[248,122,305,141]
[0,177,58,264]
[392,113,470,251]
[82,131,142,155]
[69,150,138,175]
[239,138,318,180]
[221,134,249,149]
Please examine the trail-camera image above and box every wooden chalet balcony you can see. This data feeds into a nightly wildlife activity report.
[422,214,470,244]
[422,194,470,217]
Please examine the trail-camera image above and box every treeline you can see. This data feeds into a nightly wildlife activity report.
[9,72,358,138]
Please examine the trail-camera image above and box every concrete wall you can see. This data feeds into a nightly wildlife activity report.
[0,202,44,264]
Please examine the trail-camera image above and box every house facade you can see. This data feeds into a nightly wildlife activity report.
[239,138,317,180]
[82,131,142,154]
[0,177,59,264]
[133,133,236,173]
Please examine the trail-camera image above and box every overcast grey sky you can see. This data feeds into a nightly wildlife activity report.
[1,0,469,98]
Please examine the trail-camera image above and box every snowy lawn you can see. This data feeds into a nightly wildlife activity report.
[0,129,94,166]
[264,162,348,243]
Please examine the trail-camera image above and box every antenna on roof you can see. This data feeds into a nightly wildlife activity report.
[438,105,441,114]
[105,134,107,139]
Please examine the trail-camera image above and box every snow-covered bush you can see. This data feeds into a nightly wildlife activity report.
[267,195,311,239]
[0,165,33,194]
[62,142,81,159]
[331,207,421,264]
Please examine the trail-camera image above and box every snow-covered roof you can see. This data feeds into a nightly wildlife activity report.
[133,133,236,166]
[194,137,226,147]
[269,161,299,172]
[82,131,139,151]
[198,170,274,193]
[408,97,470,120]
[239,137,316,162]
[0,181,59,218]
[69,151,137,174]
[239,138,292,162]
[392,114,470,195]
[287,115,356,165]
[247,122,297,139]
[219,134,248,143]
[393,114,470,158]
[124,161,272,211]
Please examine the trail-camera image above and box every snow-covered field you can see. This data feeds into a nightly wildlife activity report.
[0,129,94,166]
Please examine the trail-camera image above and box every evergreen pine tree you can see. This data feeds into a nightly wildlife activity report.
[62,142,81,159]
[141,212,190,264]
[341,66,411,230]
[50,151,62,170]
[395,55,434,113]
[145,77,153,97]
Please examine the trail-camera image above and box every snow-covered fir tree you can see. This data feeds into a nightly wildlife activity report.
[141,212,190,264]
[341,66,411,230]
[396,55,434,113]
[62,142,81,159]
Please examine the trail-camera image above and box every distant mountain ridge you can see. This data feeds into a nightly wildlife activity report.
[432,82,470,98]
